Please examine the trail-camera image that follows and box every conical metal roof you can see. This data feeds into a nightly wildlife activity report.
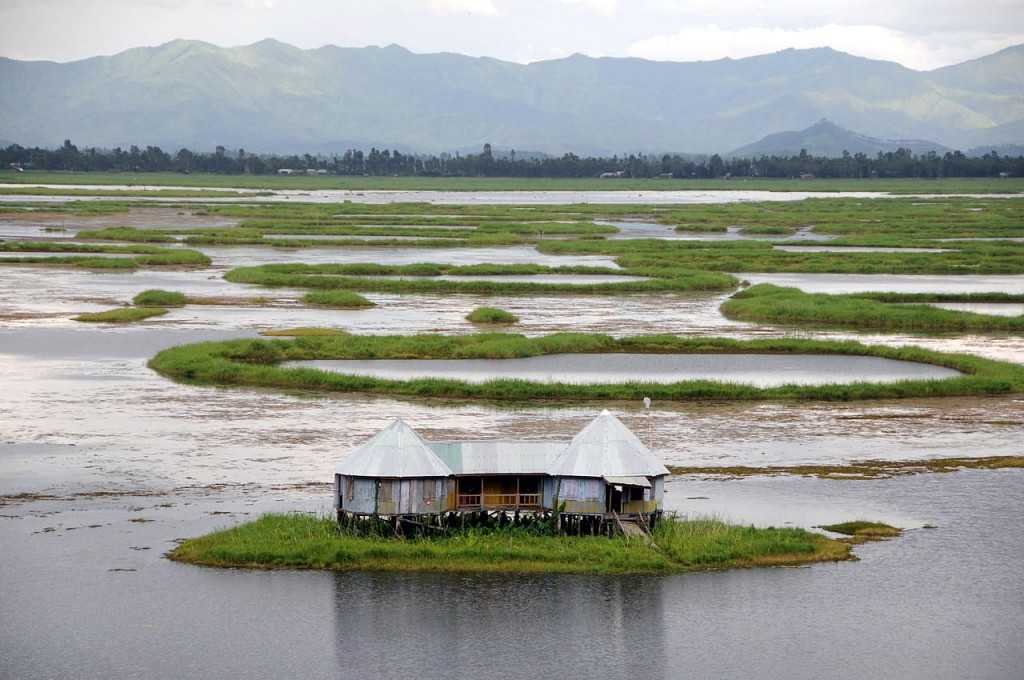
[547,410,669,478]
[335,419,453,478]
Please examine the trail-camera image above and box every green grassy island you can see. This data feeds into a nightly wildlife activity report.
[466,306,519,324]
[168,513,855,575]
[74,307,169,323]
[721,284,1024,332]
[819,521,902,540]
[147,332,1024,403]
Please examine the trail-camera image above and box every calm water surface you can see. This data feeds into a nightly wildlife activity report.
[739,272,1024,294]
[929,302,1024,317]
[1,472,1021,680]
[290,353,961,387]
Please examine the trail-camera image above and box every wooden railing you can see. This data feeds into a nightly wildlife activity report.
[457,493,541,508]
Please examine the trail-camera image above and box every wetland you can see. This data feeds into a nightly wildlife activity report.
[2,185,1023,680]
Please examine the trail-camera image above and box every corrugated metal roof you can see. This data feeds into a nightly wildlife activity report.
[428,441,564,475]
[548,410,670,478]
[335,419,453,478]
[336,413,669,480]
[604,475,652,488]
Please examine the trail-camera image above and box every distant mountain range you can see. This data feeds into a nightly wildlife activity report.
[1,39,1023,154]
[731,119,950,157]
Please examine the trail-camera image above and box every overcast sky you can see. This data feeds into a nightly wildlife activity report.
[2,0,1023,70]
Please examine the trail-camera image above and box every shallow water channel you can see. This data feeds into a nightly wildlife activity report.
[290,353,961,387]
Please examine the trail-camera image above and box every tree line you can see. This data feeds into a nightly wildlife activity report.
[3,140,1022,178]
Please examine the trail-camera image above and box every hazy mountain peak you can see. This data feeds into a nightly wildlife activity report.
[1,40,1021,153]
[731,120,950,157]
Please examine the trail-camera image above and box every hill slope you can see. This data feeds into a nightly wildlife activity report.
[731,120,950,157]
[1,40,1022,153]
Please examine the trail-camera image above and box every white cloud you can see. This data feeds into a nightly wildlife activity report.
[426,0,498,16]
[626,23,1024,70]
[559,0,617,16]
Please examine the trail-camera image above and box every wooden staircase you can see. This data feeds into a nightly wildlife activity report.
[612,511,651,542]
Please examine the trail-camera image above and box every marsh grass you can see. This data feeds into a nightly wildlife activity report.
[148,332,1024,402]
[259,327,350,337]
[167,513,852,575]
[77,227,177,243]
[667,456,1024,479]
[303,291,376,308]
[0,241,210,269]
[819,521,902,541]
[652,517,849,567]
[225,263,737,295]
[74,307,168,323]
[721,284,1024,332]
[133,289,188,306]
[466,307,519,324]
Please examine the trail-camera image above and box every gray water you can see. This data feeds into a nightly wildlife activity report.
[602,221,833,242]
[738,272,1024,294]
[5,183,1024,205]
[1,471,1021,680]
[929,302,1024,317]
[195,244,620,269]
[261,233,461,241]
[0,185,889,205]
[289,353,961,387]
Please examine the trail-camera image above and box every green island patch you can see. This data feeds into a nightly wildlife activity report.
[74,307,169,323]
[168,513,854,575]
[819,521,902,541]
[466,306,519,324]
[303,290,376,308]
[721,284,1024,332]
[0,242,210,270]
[147,332,1024,403]
[224,262,737,295]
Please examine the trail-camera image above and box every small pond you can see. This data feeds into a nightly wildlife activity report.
[287,353,961,387]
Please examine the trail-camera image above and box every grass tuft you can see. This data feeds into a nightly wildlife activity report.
[303,291,376,308]
[466,306,519,324]
[74,307,168,323]
[132,289,188,306]
[819,521,902,541]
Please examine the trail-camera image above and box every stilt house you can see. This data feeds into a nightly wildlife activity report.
[334,411,669,525]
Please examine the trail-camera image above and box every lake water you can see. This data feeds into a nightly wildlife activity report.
[0,184,887,205]
[261,233,461,241]
[928,302,1024,317]
[602,221,833,242]
[1,469,1021,680]
[738,272,1024,294]
[289,353,961,387]
[195,244,620,269]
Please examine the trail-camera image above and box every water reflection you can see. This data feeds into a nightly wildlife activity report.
[331,572,667,679]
